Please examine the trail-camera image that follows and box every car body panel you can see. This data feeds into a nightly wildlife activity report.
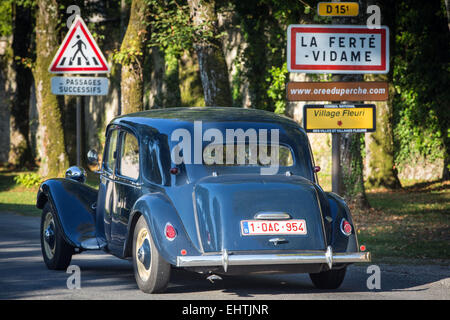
[37,179,98,249]
[192,174,327,253]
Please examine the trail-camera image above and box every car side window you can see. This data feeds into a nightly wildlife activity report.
[105,129,118,174]
[119,132,139,180]
[146,139,162,185]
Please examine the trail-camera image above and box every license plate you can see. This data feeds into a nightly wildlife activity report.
[240,220,307,236]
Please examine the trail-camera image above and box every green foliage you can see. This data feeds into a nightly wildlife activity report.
[13,172,43,188]
[113,41,144,66]
[0,0,13,36]
[145,0,225,56]
[266,63,288,114]
[391,0,449,166]
[231,59,244,107]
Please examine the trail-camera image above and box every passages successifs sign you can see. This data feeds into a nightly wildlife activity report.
[287,25,389,74]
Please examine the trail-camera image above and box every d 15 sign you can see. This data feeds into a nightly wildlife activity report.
[317,2,359,16]
[287,25,389,74]
[303,104,376,133]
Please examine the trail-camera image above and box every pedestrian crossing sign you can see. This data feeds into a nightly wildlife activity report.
[49,16,110,74]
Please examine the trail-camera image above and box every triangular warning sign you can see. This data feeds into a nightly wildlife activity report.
[49,16,110,74]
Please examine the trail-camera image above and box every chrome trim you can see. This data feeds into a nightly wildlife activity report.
[254,212,291,220]
[176,250,371,269]
[325,246,333,269]
[268,237,287,245]
[101,173,143,187]
[222,249,229,272]
[65,166,86,183]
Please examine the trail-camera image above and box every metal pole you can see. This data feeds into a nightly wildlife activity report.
[76,96,81,166]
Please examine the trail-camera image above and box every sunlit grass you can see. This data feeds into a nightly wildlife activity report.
[0,168,99,216]
[354,180,450,262]
[0,169,40,215]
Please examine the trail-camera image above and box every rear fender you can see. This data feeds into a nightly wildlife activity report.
[36,179,98,249]
[124,193,200,265]
[326,192,359,253]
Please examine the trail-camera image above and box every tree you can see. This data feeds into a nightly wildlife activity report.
[364,79,401,189]
[334,74,370,209]
[364,0,401,189]
[34,0,69,177]
[9,1,35,168]
[119,0,149,114]
[188,0,232,107]
[387,0,449,180]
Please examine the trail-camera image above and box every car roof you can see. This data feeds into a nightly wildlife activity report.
[111,107,302,131]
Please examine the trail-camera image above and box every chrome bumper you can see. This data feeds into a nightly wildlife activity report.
[176,246,371,272]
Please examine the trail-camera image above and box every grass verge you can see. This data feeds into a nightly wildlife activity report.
[0,168,99,216]
[353,180,449,264]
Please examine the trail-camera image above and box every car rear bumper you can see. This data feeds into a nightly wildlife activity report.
[176,246,370,272]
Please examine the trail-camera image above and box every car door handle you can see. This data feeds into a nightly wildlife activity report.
[268,238,288,245]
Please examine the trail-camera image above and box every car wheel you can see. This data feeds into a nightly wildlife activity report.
[309,267,347,289]
[132,216,171,293]
[40,202,73,270]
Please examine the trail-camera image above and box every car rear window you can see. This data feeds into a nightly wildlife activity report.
[203,143,294,167]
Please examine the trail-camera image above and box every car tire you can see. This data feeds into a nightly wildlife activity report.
[40,202,74,270]
[132,216,171,293]
[309,267,347,289]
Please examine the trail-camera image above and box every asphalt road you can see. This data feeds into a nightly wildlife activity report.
[0,211,449,300]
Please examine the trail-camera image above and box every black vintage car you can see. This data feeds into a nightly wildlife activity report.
[37,107,370,293]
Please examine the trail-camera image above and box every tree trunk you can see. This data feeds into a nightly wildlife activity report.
[445,0,450,31]
[120,0,149,114]
[188,0,232,107]
[365,75,401,188]
[9,3,34,168]
[333,74,370,209]
[443,0,450,179]
[34,0,69,177]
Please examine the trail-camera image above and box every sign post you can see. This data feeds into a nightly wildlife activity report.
[287,20,389,195]
[49,16,110,166]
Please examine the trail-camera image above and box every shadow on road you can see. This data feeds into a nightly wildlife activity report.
[1,211,449,299]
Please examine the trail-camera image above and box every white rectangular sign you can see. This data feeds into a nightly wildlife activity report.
[51,76,109,96]
[287,25,389,74]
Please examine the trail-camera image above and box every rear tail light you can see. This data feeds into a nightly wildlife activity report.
[165,223,177,241]
[340,219,352,236]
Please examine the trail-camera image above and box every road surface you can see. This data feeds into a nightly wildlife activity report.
[0,212,449,300]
